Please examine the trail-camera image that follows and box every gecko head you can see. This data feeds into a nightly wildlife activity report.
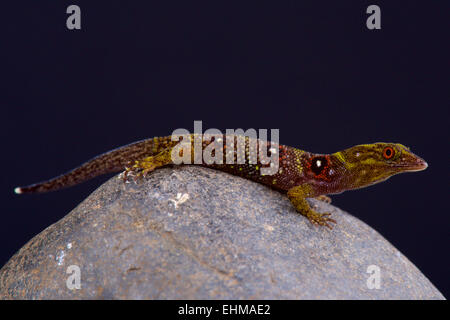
[332,143,428,189]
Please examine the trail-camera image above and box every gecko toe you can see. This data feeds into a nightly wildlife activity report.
[308,212,336,229]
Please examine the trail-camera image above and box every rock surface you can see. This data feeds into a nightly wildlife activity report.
[0,166,444,299]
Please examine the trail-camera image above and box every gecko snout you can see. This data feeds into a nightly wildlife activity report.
[412,157,428,171]
[397,149,428,172]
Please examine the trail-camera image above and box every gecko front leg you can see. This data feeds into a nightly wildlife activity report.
[287,185,336,229]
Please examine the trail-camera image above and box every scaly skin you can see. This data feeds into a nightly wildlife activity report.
[15,134,428,229]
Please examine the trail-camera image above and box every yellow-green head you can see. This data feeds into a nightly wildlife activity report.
[331,143,428,192]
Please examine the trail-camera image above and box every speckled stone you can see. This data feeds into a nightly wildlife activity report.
[0,166,444,299]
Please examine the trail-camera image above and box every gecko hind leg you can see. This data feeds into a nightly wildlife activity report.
[123,148,173,182]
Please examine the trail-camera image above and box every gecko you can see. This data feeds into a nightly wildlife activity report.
[14,134,428,229]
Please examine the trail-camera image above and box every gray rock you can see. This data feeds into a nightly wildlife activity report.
[0,166,444,299]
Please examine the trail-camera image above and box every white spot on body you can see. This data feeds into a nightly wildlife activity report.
[67,242,72,249]
[316,160,322,167]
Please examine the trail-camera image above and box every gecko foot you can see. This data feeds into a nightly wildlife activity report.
[122,160,158,182]
[306,211,336,230]
[122,150,173,183]
[122,166,133,182]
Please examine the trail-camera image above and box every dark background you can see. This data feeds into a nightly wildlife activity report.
[1,1,448,297]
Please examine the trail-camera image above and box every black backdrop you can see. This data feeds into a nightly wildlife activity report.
[1,1,449,297]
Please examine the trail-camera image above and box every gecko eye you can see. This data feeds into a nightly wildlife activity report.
[310,156,328,175]
[382,146,395,160]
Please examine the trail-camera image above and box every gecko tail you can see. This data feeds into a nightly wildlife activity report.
[14,138,168,194]
[14,178,80,194]
[13,158,125,194]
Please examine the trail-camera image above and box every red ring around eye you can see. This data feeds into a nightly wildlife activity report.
[383,147,395,159]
